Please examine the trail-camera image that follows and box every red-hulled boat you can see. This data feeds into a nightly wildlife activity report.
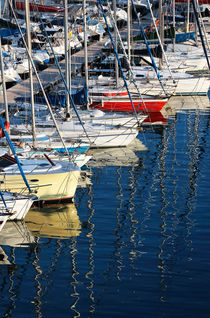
[90,97,168,113]
[15,1,65,13]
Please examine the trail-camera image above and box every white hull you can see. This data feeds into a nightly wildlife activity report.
[15,120,139,148]
[71,128,139,148]
[51,125,139,148]
[75,109,147,128]
[173,77,210,96]
[0,67,21,83]
[0,192,35,231]
[131,65,210,96]
[130,76,210,97]
[0,192,35,220]
[147,77,210,96]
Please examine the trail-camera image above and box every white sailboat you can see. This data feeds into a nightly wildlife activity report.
[131,65,210,96]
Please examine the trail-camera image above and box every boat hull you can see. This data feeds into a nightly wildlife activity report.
[0,170,80,202]
[60,129,139,148]
[15,1,64,12]
[90,98,167,112]
[0,194,35,220]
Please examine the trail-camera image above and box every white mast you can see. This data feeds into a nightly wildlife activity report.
[64,0,70,118]
[158,0,164,70]
[186,0,190,33]
[0,41,9,124]
[25,0,37,148]
[83,0,89,109]
[172,0,176,52]
[113,0,119,87]
[127,0,131,78]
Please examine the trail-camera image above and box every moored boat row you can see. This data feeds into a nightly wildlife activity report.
[0,0,209,234]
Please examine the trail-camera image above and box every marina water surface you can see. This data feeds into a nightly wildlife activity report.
[0,96,210,318]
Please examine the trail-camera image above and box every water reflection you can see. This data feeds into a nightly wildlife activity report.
[0,247,10,265]
[168,95,210,112]
[155,104,210,306]
[142,111,168,126]
[0,97,210,318]
[85,183,96,315]
[87,138,147,167]
[0,221,36,247]
[25,204,82,239]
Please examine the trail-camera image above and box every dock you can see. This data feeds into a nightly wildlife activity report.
[0,22,141,112]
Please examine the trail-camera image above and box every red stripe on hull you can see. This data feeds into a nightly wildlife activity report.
[15,1,64,12]
[103,91,129,97]
[90,99,167,112]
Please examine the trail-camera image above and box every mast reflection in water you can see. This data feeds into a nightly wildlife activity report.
[0,96,210,318]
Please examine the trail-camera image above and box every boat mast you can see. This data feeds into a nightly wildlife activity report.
[0,115,32,192]
[191,0,210,69]
[158,0,164,69]
[98,0,141,125]
[25,0,37,148]
[127,0,131,79]
[186,0,190,32]
[172,0,176,52]
[146,0,175,82]
[83,0,89,110]
[68,38,72,97]
[0,40,9,126]
[9,0,90,143]
[195,0,210,50]
[113,0,119,87]
[131,0,168,95]
[64,0,70,119]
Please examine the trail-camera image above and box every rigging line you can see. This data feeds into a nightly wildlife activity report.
[9,0,91,145]
[191,0,210,70]
[8,0,87,155]
[9,1,70,154]
[27,1,91,141]
[146,0,176,83]
[131,0,169,96]
[0,189,8,209]
[98,0,141,127]
[106,3,149,114]
[0,115,32,193]
[195,0,210,50]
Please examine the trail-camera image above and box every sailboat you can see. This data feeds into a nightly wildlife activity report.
[89,96,168,112]
[0,6,81,204]
[15,1,65,14]
[130,0,210,96]
[18,0,141,149]
[0,153,80,202]
[92,0,169,112]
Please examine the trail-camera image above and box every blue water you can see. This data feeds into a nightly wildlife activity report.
[0,96,210,318]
